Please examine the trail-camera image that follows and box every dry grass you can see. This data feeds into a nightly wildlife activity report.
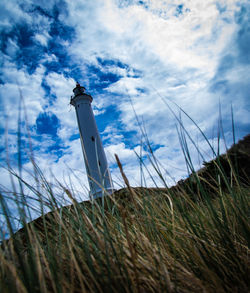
[1,156,249,292]
[1,99,249,292]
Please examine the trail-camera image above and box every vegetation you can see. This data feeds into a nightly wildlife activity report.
[0,111,249,292]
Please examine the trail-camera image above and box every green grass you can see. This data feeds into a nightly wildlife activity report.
[0,106,249,292]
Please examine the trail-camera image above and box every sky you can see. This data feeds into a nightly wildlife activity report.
[0,0,250,205]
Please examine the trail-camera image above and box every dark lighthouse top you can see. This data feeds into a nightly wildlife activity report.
[70,82,93,106]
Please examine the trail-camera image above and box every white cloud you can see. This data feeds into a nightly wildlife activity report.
[105,142,139,162]
[5,38,19,58]
[0,61,46,129]
[40,53,58,63]
[33,32,51,47]
[0,0,32,32]
[45,72,76,140]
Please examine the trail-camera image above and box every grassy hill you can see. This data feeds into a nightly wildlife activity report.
[0,135,250,292]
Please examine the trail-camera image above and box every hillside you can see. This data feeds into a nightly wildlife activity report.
[1,135,250,292]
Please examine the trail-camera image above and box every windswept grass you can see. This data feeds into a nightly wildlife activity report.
[0,104,249,292]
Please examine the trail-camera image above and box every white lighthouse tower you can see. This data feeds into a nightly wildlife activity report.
[70,82,114,199]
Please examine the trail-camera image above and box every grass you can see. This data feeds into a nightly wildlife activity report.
[0,105,249,292]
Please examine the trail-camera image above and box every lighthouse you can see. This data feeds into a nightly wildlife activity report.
[70,82,114,199]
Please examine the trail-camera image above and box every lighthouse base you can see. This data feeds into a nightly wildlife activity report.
[90,187,116,200]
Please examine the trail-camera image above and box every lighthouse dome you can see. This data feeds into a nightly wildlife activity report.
[73,82,86,97]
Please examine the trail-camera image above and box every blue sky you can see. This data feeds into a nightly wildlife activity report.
[0,0,249,201]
